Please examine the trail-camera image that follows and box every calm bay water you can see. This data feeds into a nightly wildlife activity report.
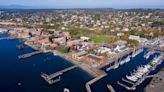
[0,34,93,92]
[0,34,163,92]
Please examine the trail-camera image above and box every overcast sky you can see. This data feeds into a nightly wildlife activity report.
[0,0,164,9]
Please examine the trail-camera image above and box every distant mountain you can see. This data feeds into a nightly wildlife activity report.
[0,5,34,9]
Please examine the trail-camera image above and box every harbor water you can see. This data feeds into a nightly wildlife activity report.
[0,34,93,92]
[0,34,163,92]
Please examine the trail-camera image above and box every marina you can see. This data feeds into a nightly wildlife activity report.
[144,50,155,59]
[106,48,143,72]
[117,54,164,90]
[131,48,143,58]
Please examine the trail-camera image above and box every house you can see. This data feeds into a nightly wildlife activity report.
[129,35,140,40]
[18,32,30,38]
[117,33,124,37]
[67,39,82,47]
[114,40,127,46]
[30,29,41,36]
[53,37,66,45]
[97,47,112,54]
[72,51,88,61]
[39,37,50,45]
[80,36,90,41]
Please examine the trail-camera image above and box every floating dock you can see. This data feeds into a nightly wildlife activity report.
[18,51,42,59]
[41,65,78,84]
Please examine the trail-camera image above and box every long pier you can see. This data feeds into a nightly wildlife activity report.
[18,51,42,59]
[0,37,15,41]
[41,65,78,84]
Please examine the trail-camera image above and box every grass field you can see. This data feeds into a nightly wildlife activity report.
[88,35,111,44]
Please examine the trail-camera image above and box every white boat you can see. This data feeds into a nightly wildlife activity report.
[126,75,138,82]
[53,52,57,56]
[120,56,131,65]
[131,48,143,58]
[113,64,119,69]
[106,66,112,71]
[63,88,70,92]
[144,50,155,59]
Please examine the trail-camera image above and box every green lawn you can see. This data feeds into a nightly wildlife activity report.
[88,35,113,44]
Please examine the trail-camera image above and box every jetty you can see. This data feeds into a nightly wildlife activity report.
[107,84,116,92]
[85,72,107,92]
[41,65,78,84]
[18,51,42,59]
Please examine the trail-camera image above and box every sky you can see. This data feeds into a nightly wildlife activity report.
[0,0,164,9]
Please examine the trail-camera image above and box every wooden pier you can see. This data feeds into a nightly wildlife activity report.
[18,51,42,59]
[41,65,78,84]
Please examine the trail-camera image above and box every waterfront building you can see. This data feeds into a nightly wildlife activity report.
[85,54,103,64]
[72,51,88,61]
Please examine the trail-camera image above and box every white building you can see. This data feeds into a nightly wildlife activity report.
[80,36,90,41]
[129,35,140,40]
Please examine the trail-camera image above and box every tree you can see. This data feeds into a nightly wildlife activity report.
[29,32,33,37]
